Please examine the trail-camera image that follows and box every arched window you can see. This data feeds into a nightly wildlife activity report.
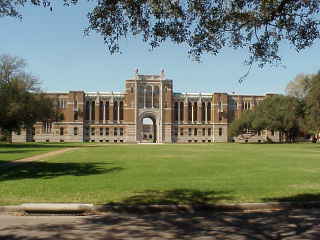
[113,101,118,121]
[193,102,197,121]
[85,101,90,120]
[105,101,109,120]
[153,86,160,108]
[119,101,124,120]
[91,101,95,120]
[146,85,152,108]
[201,102,206,122]
[180,102,184,122]
[207,102,211,121]
[188,102,192,121]
[99,101,104,121]
[174,102,179,121]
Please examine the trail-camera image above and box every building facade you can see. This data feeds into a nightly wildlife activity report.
[12,71,279,143]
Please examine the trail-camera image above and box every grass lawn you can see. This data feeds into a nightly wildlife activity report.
[0,143,81,163]
[1,143,320,205]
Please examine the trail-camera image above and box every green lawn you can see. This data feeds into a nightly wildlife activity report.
[1,143,320,205]
[0,143,81,163]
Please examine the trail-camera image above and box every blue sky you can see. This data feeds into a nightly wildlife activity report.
[1,2,320,95]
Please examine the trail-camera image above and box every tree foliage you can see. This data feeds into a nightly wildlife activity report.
[0,54,59,135]
[230,95,304,142]
[304,72,320,138]
[2,0,320,66]
[285,73,313,99]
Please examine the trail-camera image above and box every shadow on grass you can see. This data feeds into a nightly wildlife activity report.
[263,193,320,202]
[0,162,123,181]
[118,189,234,205]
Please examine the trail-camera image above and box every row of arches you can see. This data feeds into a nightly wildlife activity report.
[85,101,124,121]
[174,102,212,122]
[137,85,160,108]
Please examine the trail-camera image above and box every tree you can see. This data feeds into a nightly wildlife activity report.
[285,73,313,99]
[304,73,320,141]
[0,54,59,141]
[230,95,304,142]
[2,1,320,67]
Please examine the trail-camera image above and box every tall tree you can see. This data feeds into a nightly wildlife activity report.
[304,73,320,141]
[0,54,59,141]
[230,95,304,142]
[285,73,313,99]
[2,1,320,67]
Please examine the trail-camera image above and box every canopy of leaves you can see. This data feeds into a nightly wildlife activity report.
[230,95,304,142]
[285,73,313,99]
[0,54,59,133]
[2,0,320,66]
[304,73,320,136]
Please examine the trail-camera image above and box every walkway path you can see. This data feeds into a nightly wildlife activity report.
[2,147,80,167]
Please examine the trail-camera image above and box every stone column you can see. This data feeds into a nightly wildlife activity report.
[103,101,106,124]
[184,99,188,124]
[144,88,146,108]
[109,100,114,123]
[89,100,92,122]
[178,101,180,123]
[197,101,202,123]
[151,85,154,108]
[205,102,208,123]
[191,103,194,123]
[118,102,120,123]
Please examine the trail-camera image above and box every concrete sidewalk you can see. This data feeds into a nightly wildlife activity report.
[1,208,320,240]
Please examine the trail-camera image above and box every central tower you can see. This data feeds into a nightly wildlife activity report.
[124,70,173,143]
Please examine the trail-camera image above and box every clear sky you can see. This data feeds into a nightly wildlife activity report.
[1,2,320,95]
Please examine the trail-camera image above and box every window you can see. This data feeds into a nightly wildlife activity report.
[193,102,197,121]
[271,130,275,136]
[74,111,79,121]
[219,128,223,136]
[113,102,118,121]
[174,102,179,121]
[194,128,197,136]
[106,128,109,136]
[100,128,103,136]
[207,103,211,121]
[114,128,118,136]
[60,127,64,136]
[119,101,124,121]
[58,99,66,109]
[32,128,35,136]
[194,140,198,143]
[16,129,21,135]
[114,140,117,143]
[258,130,261,136]
[91,127,95,136]
[120,128,124,136]
[219,112,222,121]
[43,121,52,133]
[130,87,134,93]
[91,101,95,120]
[180,128,184,136]
[180,102,184,122]
[85,127,89,136]
[188,140,192,143]
[188,102,192,121]
[188,128,192,136]
[202,128,206,136]
[74,127,78,136]
[208,128,212,136]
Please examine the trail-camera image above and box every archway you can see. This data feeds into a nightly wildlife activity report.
[138,113,158,143]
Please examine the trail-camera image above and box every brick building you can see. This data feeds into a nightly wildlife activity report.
[12,71,279,143]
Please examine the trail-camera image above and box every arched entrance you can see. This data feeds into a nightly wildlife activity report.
[138,112,158,143]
